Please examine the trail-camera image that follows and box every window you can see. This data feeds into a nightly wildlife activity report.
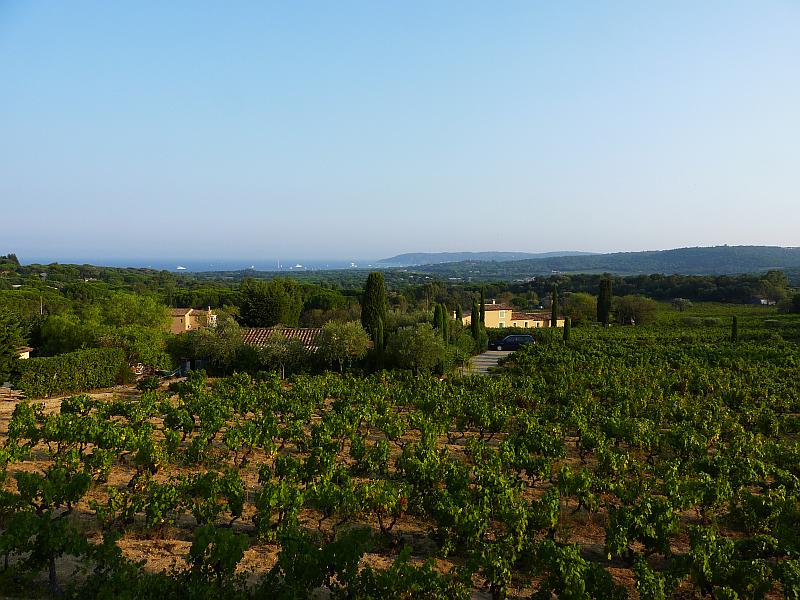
[499,323,504,328]
[499,310,506,318]
[524,321,528,328]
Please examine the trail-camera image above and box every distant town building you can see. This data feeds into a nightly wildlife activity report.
[17,346,33,359]
[170,307,217,334]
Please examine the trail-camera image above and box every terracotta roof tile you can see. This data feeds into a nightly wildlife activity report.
[241,327,322,351]
[512,312,550,321]
[483,304,514,311]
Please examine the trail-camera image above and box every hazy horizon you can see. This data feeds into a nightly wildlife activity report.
[3,2,799,258]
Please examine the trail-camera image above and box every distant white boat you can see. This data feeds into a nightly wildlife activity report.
[176,265,187,270]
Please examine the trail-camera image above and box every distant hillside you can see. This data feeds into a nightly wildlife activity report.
[378,251,594,266]
[413,246,800,280]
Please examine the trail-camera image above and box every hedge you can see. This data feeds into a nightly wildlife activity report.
[14,347,128,398]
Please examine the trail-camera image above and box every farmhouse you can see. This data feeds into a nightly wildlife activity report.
[459,300,565,329]
[170,307,217,334]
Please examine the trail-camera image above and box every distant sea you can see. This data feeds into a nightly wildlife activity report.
[39,259,378,273]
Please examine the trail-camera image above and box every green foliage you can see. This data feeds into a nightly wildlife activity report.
[185,524,249,589]
[614,294,658,325]
[532,540,627,599]
[353,546,471,599]
[239,278,302,327]
[259,527,372,598]
[101,292,170,329]
[316,321,370,372]
[563,292,597,325]
[14,347,127,397]
[551,286,559,327]
[387,323,448,374]
[634,554,675,600]
[255,333,307,379]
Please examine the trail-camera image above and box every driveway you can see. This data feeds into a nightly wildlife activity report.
[466,350,512,375]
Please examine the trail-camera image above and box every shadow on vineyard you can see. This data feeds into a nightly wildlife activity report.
[1,313,799,599]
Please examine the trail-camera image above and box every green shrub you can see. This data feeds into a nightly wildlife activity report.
[703,318,722,326]
[682,317,702,327]
[14,348,127,398]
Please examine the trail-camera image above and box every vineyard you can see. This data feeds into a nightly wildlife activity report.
[1,316,799,598]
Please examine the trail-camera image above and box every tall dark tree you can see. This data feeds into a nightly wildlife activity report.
[455,303,463,321]
[597,277,613,326]
[551,286,559,328]
[374,317,384,369]
[731,315,738,343]
[440,303,449,344]
[0,311,25,383]
[471,300,481,341]
[563,317,571,343]
[479,289,486,325]
[432,304,442,330]
[361,272,388,343]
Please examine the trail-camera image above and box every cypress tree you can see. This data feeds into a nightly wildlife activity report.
[0,311,24,384]
[563,317,571,343]
[731,315,738,343]
[361,272,388,341]
[455,303,463,321]
[471,300,480,340]
[433,304,442,329]
[551,286,559,328]
[479,289,486,324]
[440,303,449,343]
[597,277,612,326]
[374,317,384,369]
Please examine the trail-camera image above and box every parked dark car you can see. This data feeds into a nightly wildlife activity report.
[489,334,535,351]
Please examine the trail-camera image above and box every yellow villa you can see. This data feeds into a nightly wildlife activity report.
[459,299,565,329]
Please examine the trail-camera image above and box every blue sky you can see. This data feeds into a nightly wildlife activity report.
[1,1,798,263]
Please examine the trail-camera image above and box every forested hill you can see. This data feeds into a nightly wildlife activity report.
[413,246,800,279]
[377,251,594,266]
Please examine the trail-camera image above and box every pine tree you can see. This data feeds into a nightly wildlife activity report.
[479,289,486,324]
[731,315,738,343]
[361,272,388,341]
[563,317,571,343]
[551,286,559,328]
[598,277,612,326]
